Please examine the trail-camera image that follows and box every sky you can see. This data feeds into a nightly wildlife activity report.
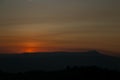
[0,0,120,55]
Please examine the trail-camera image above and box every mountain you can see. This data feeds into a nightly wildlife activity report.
[0,51,120,73]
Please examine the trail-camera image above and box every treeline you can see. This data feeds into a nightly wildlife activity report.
[0,66,120,80]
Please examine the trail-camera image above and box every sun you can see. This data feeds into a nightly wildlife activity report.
[20,42,47,53]
[24,48,36,53]
[22,42,39,53]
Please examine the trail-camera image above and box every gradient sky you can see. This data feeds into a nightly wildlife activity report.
[0,0,120,55]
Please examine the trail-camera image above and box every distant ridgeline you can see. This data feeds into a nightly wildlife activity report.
[0,51,120,73]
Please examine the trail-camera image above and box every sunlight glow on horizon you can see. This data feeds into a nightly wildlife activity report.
[0,0,120,55]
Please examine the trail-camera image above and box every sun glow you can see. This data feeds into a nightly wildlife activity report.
[24,48,36,53]
[22,42,40,53]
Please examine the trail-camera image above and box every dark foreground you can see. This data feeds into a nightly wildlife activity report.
[0,66,120,80]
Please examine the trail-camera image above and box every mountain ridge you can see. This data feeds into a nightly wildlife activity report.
[0,50,120,72]
[0,50,119,58]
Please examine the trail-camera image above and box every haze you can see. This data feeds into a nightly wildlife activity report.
[0,0,120,55]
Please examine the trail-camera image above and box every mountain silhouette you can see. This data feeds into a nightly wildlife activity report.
[0,50,120,73]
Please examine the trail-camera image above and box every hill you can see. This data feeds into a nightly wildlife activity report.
[0,51,120,72]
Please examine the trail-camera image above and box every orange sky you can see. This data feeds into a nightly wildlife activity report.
[0,0,120,55]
